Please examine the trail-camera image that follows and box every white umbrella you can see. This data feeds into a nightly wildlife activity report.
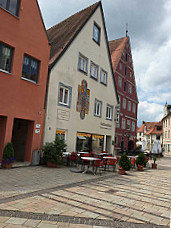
[157,140,162,153]
[141,138,146,151]
[152,140,157,154]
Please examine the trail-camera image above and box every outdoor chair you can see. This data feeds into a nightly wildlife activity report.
[131,157,136,169]
[107,158,116,171]
[90,159,104,175]
[69,152,78,166]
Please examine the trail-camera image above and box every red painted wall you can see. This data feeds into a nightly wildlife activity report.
[0,0,50,162]
[114,39,138,152]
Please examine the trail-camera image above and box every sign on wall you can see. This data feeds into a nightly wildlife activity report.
[76,80,90,120]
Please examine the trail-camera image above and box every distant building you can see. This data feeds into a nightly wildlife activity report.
[109,37,138,153]
[162,103,171,153]
[0,0,50,164]
[44,2,118,153]
[137,121,163,151]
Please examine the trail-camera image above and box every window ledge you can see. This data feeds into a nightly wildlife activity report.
[90,75,98,81]
[94,114,102,118]
[106,118,113,121]
[93,38,100,46]
[21,77,39,85]
[0,6,19,19]
[78,68,88,76]
[100,81,107,86]
[0,69,12,76]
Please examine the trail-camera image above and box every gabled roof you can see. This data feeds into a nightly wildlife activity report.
[47,1,100,70]
[109,37,128,72]
[138,123,145,133]
[145,122,162,135]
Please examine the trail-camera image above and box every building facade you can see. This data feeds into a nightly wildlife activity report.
[162,103,171,153]
[44,2,118,154]
[109,37,138,153]
[0,0,50,163]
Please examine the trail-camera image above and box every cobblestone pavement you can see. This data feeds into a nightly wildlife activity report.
[0,155,170,227]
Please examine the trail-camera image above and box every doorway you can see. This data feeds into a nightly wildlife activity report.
[106,136,111,153]
[12,118,29,162]
[128,140,134,151]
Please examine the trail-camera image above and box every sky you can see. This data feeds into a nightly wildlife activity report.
[38,0,171,127]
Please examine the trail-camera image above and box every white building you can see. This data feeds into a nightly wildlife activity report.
[43,2,118,154]
[162,103,171,153]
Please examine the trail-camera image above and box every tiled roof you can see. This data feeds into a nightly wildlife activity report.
[109,37,128,72]
[137,124,144,133]
[47,1,100,69]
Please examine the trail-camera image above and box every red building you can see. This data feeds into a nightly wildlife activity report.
[0,0,50,164]
[109,36,138,153]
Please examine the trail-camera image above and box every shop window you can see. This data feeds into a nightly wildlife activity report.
[58,82,72,108]
[56,129,66,141]
[100,69,107,85]
[94,99,102,117]
[90,61,98,80]
[93,23,100,44]
[0,42,13,73]
[0,0,20,16]
[106,104,113,120]
[78,53,88,74]
[22,54,39,83]
[92,134,104,152]
[76,132,91,152]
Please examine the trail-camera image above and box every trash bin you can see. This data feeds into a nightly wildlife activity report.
[32,150,40,165]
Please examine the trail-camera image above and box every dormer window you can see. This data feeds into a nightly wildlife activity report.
[0,0,20,16]
[93,23,100,45]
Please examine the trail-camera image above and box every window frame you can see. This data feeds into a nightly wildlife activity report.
[78,53,88,75]
[100,68,108,86]
[124,81,127,92]
[132,122,135,132]
[128,84,132,94]
[0,0,20,16]
[132,103,136,113]
[22,54,40,83]
[93,22,101,45]
[106,104,113,121]
[90,61,99,80]
[127,120,131,130]
[118,76,122,88]
[0,42,13,73]
[94,98,102,118]
[122,118,126,129]
[128,101,131,111]
[123,98,126,109]
[58,82,72,108]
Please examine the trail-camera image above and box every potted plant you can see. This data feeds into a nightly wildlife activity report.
[1,142,15,169]
[152,156,157,169]
[135,153,146,171]
[43,136,66,167]
[118,153,131,174]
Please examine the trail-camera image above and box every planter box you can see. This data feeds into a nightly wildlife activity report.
[152,163,157,169]
[47,161,57,168]
[118,166,126,175]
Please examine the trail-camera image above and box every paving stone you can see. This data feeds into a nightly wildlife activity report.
[6,217,28,225]
[23,219,41,227]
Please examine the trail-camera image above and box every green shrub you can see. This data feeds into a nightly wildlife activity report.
[119,153,131,171]
[2,142,15,164]
[43,136,67,165]
[135,153,146,167]
[152,156,157,164]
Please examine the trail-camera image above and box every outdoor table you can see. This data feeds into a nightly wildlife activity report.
[81,157,101,174]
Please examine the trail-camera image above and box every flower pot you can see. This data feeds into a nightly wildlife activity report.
[47,161,57,168]
[137,164,143,171]
[118,166,126,175]
[2,163,13,169]
[152,163,157,169]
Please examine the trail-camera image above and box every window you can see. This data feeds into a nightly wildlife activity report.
[124,82,127,92]
[0,0,20,16]
[0,42,13,73]
[130,72,132,78]
[78,53,88,74]
[128,84,132,94]
[90,61,98,80]
[100,69,107,85]
[132,122,135,132]
[106,104,113,120]
[118,95,121,104]
[118,76,122,88]
[168,130,170,138]
[93,23,100,44]
[123,98,126,109]
[127,120,131,130]
[128,101,131,111]
[125,66,127,76]
[116,110,120,123]
[94,99,102,117]
[122,118,126,129]
[58,83,72,108]
[22,55,39,83]
[133,103,136,113]
[115,136,118,144]
[119,63,122,70]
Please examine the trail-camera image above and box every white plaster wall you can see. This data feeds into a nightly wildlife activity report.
[44,7,118,153]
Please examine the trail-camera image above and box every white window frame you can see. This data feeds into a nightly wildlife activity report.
[128,84,132,94]
[58,83,72,108]
[94,99,102,117]
[106,104,113,120]
[130,72,132,78]
[127,120,131,130]
[100,69,107,85]
[132,103,136,113]
[122,118,126,129]
[90,61,98,80]
[132,122,135,132]
[93,23,101,44]
[78,53,88,74]
[128,101,131,111]
[123,98,126,109]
